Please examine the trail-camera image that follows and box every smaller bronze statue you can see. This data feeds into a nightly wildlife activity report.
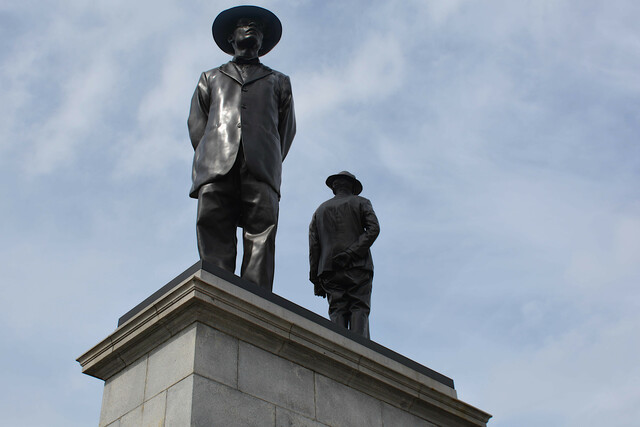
[309,172,380,338]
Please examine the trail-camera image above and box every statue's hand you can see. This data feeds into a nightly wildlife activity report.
[332,252,351,269]
[314,283,327,298]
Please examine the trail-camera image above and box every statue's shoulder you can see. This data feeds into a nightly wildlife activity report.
[316,198,332,210]
[268,67,288,77]
[198,67,224,80]
[354,195,373,206]
[315,197,338,213]
[211,64,229,74]
[263,66,290,82]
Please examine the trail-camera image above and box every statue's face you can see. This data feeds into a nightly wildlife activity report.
[229,18,264,52]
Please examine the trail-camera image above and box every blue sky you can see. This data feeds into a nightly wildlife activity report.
[2,0,639,425]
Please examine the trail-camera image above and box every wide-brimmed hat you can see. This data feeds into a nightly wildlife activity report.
[325,171,363,195]
[212,5,282,56]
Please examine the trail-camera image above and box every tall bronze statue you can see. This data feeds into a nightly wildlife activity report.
[188,6,296,291]
[309,172,380,338]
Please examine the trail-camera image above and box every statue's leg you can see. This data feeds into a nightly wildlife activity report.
[238,166,279,291]
[344,269,372,339]
[322,273,350,329]
[196,179,241,273]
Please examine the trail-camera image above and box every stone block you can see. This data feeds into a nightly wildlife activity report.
[194,323,238,388]
[165,376,194,427]
[144,324,197,399]
[275,407,328,427]
[382,402,436,427]
[142,391,167,427]
[315,373,383,427]
[116,323,173,368]
[238,341,315,418]
[192,374,275,427]
[119,406,142,427]
[100,356,147,426]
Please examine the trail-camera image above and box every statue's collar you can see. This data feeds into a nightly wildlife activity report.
[232,56,260,65]
[220,61,272,85]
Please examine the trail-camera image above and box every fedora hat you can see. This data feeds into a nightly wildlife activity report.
[325,171,363,195]
[212,5,282,56]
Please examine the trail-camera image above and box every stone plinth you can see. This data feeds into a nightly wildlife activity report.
[77,262,491,426]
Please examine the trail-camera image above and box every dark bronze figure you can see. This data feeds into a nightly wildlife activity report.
[188,6,296,291]
[309,172,380,338]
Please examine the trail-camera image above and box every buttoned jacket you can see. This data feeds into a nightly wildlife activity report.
[309,194,380,281]
[187,61,296,198]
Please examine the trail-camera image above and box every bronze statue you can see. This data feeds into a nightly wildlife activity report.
[188,6,296,291]
[309,172,380,338]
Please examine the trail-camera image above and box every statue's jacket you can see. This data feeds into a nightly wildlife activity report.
[187,61,296,198]
[309,194,380,280]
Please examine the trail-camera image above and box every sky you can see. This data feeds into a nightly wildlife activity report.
[1,0,639,425]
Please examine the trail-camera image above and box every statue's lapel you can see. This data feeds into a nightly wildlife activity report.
[219,62,243,84]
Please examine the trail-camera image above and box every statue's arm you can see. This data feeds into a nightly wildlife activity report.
[308,213,320,284]
[309,214,326,297]
[187,72,211,150]
[345,199,380,260]
[278,75,296,160]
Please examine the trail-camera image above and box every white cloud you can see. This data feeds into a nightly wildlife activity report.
[565,211,640,291]
[480,312,640,426]
[111,37,202,178]
[294,34,405,118]
[29,54,118,175]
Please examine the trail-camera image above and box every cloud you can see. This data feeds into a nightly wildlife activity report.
[111,37,203,178]
[293,34,405,119]
[28,55,118,175]
[564,211,640,291]
[481,312,640,426]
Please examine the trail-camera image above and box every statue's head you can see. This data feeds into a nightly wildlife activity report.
[212,6,282,57]
[228,17,264,54]
[326,171,363,195]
